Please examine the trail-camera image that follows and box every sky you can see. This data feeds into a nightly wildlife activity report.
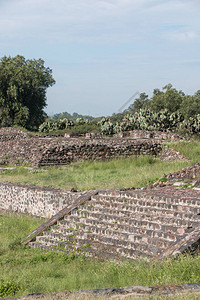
[0,0,200,117]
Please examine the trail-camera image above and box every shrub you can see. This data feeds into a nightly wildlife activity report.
[100,109,199,136]
[0,279,20,297]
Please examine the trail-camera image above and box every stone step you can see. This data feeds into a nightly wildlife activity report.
[95,192,200,209]
[91,195,200,215]
[51,222,178,243]
[87,198,200,218]
[29,241,118,259]
[26,186,200,260]
[34,235,149,259]
[75,204,200,227]
[67,209,197,232]
[45,227,173,252]
[59,215,189,239]
[98,189,200,203]
[98,189,200,205]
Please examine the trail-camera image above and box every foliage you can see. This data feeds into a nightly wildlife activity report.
[178,115,200,135]
[109,112,126,123]
[39,118,74,133]
[0,55,55,130]
[128,92,150,113]
[52,111,95,120]
[39,118,100,133]
[0,279,20,297]
[100,109,185,135]
[180,91,200,120]
[150,84,184,113]
[127,84,200,121]
[99,117,115,135]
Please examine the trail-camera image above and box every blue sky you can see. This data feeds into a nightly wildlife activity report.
[0,0,200,116]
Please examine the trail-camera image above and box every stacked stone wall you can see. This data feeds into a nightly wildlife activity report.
[0,128,163,166]
[166,162,200,181]
[0,182,84,218]
[115,130,186,141]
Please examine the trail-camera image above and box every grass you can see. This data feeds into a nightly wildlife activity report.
[1,139,200,298]
[1,140,200,191]
[167,139,200,163]
[1,213,200,298]
[0,157,192,191]
[68,294,200,300]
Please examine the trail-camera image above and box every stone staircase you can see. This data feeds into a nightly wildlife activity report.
[28,186,200,260]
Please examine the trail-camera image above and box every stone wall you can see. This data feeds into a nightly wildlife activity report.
[38,138,162,166]
[0,182,84,218]
[0,128,163,166]
[166,162,200,181]
[115,129,186,141]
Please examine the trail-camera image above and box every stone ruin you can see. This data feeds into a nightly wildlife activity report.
[21,184,200,261]
[1,127,199,261]
[0,127,186,167]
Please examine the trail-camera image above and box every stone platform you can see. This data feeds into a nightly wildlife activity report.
[0,127,185,167]
[24,185,200,260]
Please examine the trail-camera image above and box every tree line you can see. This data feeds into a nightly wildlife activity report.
[0,55,199,132]
[128,84,200,120]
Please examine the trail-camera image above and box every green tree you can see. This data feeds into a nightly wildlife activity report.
[0,55,55,129]
[180,91,200,120]
[128,92,150,113]
[150,84,184,113]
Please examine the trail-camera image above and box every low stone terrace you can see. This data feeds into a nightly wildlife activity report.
[28,186,200,260]
[0,128,163,166]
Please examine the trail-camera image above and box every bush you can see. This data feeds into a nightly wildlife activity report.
[39,118,100,134]
[100,109,200,136]
[39,118,74,133]
[101,109,186,135]
[0,279,20,297]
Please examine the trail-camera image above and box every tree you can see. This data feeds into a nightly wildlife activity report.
[0,55,55,129]
[128,92,150,113]
[180,91,200,119]
[150,84,184,113]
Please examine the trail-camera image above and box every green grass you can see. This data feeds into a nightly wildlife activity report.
[1,140,200,191]
[1,213,200,298]
[1,139,200,297]
[167,139,200,163]
[0,156,192,191]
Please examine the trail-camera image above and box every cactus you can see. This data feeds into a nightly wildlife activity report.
[39,118,74,133]
[100,109,200,136]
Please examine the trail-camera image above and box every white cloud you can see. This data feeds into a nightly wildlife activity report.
[168,31,198,41]
[0,0,184,43]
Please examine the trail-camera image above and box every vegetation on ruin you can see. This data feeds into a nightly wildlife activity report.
[0,213,200,298]
[0,139,200,190]
[100,109,200,136]
[0,139,200,298]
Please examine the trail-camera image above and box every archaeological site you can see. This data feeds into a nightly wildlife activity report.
[1,127,200,263]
